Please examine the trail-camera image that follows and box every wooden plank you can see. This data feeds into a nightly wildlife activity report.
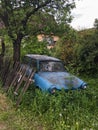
[4,62,20,92]
[9,65,26,89]
[16,70,35,107]
[13,65,28,95]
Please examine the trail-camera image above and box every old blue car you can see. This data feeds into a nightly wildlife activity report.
[22,54,87,93]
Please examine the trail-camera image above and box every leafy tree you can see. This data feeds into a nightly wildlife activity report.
[52,27,77,66]
[0,0,75,63]
[21,36,50,58]
[74,32,98,75]
[94,18,98,30]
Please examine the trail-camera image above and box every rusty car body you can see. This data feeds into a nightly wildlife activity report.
[22,54,87,93]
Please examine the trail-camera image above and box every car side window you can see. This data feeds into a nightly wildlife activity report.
[29,60,37,71]
[40,61,54,72]
[39,61,65,72]
[22,56,31,65]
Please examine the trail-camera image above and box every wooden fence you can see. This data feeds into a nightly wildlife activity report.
[0,60,35,107]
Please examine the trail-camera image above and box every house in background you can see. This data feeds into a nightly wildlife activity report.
[37,34,59,49]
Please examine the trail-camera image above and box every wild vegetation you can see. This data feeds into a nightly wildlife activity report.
[0,0,75,63]
[0,0,98,130]
[0,76,98,130]
[52,23,98,75]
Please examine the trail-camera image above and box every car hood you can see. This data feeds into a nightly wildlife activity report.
[38,72,85,90]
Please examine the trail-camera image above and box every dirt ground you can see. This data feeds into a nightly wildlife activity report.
[0,93,11,130]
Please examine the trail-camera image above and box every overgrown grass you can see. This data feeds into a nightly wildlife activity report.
[0,76,98,130]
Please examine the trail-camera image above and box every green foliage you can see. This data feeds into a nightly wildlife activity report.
[73,32,98,75]
[51,26,98,75]
[0,35,13,58]
[0,0,75,41]
[0,73,98,130]
[0,0,76,62]
[94,18,98,30]
[7,76,98,130]
[21,36,50,57]
[52,28,78,69]
[28,12,59,35]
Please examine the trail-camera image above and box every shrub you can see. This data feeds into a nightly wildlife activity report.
[74,33,98,75]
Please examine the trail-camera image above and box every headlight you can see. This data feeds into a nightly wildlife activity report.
[48,85,56,94]
[81,84,87,89]
[83,85,87,89]
[50,88,56,94]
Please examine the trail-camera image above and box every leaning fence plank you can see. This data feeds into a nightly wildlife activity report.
[16,70,35,107]
[10,65,23,88]
[13,65,27,95]
[9,65,26,90]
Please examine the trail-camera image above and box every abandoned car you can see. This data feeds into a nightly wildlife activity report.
[22,54,87,93]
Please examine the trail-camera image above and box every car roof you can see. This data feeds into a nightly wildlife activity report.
[26,54,61,61]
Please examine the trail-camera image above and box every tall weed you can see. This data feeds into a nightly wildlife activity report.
[17,77,98,130]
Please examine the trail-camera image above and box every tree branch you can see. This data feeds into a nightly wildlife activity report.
[22,0,52,28]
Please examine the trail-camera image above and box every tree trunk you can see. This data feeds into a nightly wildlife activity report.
[1,38,5,55]
[13,39,21,63]
[0,38,5,70]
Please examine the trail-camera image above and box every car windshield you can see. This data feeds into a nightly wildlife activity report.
[39,61,65,72]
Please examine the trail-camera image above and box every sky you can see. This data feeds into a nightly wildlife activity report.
[70,0,98,30]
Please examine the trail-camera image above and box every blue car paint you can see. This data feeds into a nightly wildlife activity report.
[22,54,87,93]
[33,71,87,92]
[34,73,53,91]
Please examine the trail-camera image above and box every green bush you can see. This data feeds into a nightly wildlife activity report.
[16,77,98,130]
[73,33,98,75]
[52,28,98,75]
[21,36,50,58]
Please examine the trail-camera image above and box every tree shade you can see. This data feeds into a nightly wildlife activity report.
[0,0,75,63]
